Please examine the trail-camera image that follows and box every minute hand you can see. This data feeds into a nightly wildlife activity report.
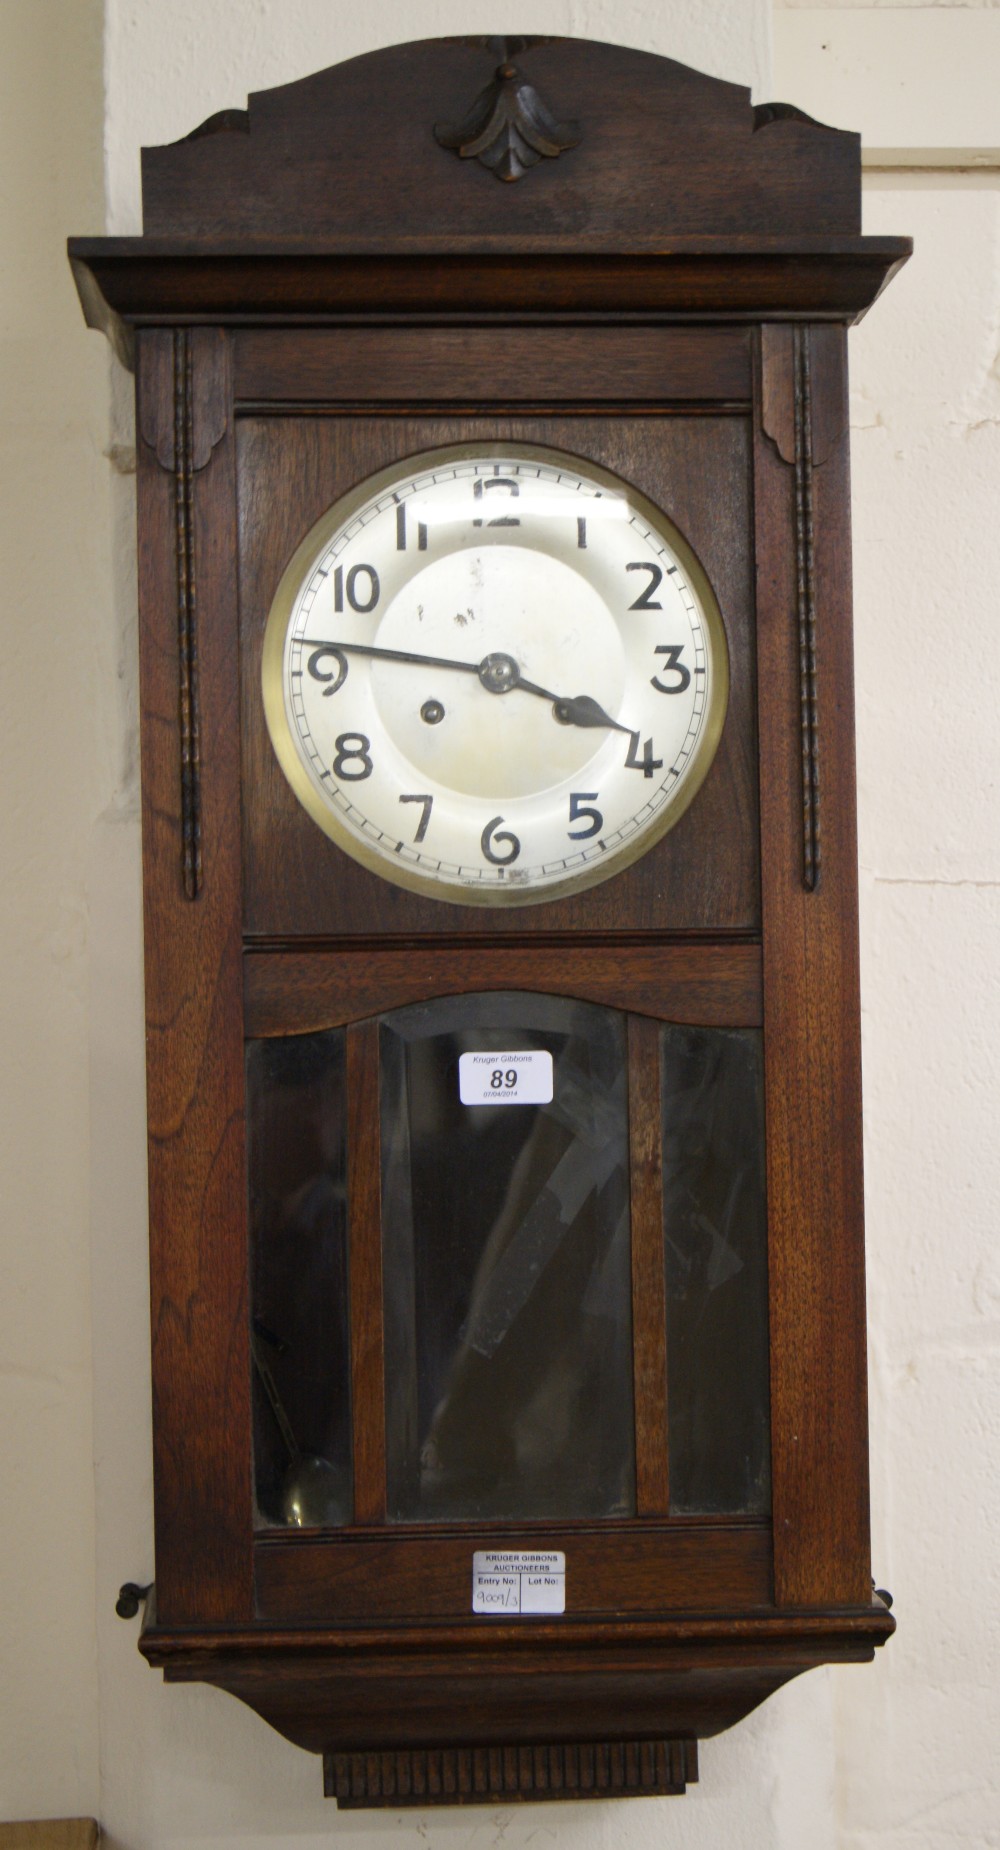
[305,638,483,677]
[305,639,632,734]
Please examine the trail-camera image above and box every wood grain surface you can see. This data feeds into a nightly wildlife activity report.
[233,327,751,407]
[136,328,253,1625]
[754,325,871,1607]
[139,40,864,243]
[254,1521,771,1622]
[243,942,762,1035]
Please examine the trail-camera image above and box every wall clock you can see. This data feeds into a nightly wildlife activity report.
[70,34,909,1808]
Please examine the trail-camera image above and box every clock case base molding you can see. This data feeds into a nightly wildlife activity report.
[140,1602,894,1764]
[70,34,906,1805]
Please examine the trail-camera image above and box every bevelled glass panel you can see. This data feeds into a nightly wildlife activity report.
[661,1025,770,1514]
[381,993,635,1524]
[246,1031,353,1529]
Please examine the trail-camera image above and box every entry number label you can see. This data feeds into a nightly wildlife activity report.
[459,1050,553,1106]
[472,1551,566,1615]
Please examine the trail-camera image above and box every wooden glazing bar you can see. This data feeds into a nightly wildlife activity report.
[627,1015,670,1516]
[244,943,763,1038]
[346,1018,386,1524]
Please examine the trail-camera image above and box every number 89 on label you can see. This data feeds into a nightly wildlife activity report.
[458,1050,554,1107]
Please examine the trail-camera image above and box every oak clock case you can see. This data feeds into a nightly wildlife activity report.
[69,32,907,1811]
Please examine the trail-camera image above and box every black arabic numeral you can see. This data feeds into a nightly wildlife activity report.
[399,793,433,842]
[504,1069,517,1089]
[473,475,520,527]
[396,504,428,552]
[333,563,380,613]
[651,644,692,694]
[626,561,664,610]
[624,731,664,779]
[567,791,603,840]
[481,815,521,865]
[306,646,348,697]
[333,732,373,780]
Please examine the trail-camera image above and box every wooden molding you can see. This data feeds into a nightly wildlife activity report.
[325,1739,697,1806]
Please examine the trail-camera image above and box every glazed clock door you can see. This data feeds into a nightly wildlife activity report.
[245,986,772,1625]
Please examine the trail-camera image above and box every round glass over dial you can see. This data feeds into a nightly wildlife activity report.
[262,444,729,906]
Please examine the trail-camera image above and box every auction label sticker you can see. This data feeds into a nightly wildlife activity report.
[472,1551,566,1615]
[459,1050,553,1106]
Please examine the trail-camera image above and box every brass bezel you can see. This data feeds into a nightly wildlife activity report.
[261,442,730,908]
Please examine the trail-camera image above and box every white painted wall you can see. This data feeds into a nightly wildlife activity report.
[0,0,108,1823]
[3,2,999,1846]
[774,6,1000,161]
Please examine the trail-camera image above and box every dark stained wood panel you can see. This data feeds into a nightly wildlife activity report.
[243,943,763,1036]
[238,412,759,939]
[135,329,253,1624]
[140,40,862,242]
[254,1522,772,1622]
[754,325,871,1608]
[234,328,751,406]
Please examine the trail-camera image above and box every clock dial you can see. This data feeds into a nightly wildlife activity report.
[262,444,728,905]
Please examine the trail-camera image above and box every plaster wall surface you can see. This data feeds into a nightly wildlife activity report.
[2,2,999,1848]
[774,6,1000,158]
[0,0,109,1823]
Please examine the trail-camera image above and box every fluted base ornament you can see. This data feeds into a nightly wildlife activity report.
[325,1739,697,1806]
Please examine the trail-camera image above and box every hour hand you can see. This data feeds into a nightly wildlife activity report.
[551,693,632,735]
[507,666,632,734]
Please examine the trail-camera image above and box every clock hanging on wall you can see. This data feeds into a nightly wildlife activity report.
[71,35,908,1808]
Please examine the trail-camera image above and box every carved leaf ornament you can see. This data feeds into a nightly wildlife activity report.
[435,58,581,182]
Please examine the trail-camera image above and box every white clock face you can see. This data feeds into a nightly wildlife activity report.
[262,444,728,906]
